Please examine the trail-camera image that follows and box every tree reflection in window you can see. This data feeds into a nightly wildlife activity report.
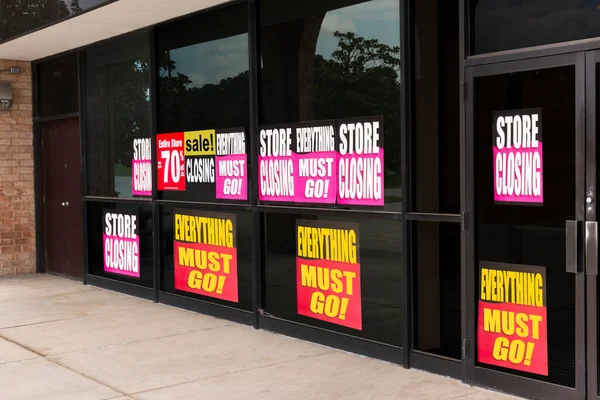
[158,42,249,134]
[1,0,109,40]
[314,30,401,174]
[86,31,151,198]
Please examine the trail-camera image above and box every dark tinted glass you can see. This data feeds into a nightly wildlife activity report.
[264,212,403,346]
[38,54,78,117]
[412,221,461,359]
[475,67,576,386]
[472,0,600,54]
[1,0,110,41]
[160,205,253,312]
[259,0,402,210]
[85,30,151,198]
[413,0,460,213]
[156,4,249,203]
[87,202,154,288]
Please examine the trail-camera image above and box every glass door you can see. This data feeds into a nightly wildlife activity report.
[465,53,587,400]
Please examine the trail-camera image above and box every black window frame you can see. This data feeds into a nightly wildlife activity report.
[31,0,426,374]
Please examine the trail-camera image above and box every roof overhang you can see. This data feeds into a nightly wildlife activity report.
[0,0,232,61]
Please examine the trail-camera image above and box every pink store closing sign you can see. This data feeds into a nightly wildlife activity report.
[492,108,543,205]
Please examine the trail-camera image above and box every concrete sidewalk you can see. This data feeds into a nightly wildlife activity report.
[0,275,517,400]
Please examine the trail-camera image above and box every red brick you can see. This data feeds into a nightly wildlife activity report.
[0,174,18,182]
[12,153,31,160]
[0,246,20,254]
[13,182,30,190]
[0,117,17,124]
[1,231,21,239]
[15,252,32,260]
[0,61,34,276]
[11,139,30,146]
[0,225,14,233]
[15,238,33,246]
[17,125,32,132]
[0,253,16,261]
[12,82,31,90]
[0,160,18,167]
[10,110,31,118]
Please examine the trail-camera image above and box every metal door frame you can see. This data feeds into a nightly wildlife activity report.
[464,52,587,400]
[586,49,600,400]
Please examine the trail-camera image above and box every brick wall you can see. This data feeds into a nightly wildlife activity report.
[0,60,35,276]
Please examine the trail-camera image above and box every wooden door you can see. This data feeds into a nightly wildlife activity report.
[42,120,67,276]
[42,118,83,279]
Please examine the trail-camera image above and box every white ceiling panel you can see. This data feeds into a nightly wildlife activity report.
[0,0,232,61]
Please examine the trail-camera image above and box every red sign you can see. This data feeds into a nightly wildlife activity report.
[172,210,239,303]
[477,262,548,376]
[157,132,186,191]
[296,220,362,330]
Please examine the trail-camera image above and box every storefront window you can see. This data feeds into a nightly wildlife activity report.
[85,30,152,198]
[160,205,254,312]
[263,212,403,346]
[257,0,403,346]
[472,0,600,54]
[259,0,402,211]
[87,202,154,288]
[156,3,249,203]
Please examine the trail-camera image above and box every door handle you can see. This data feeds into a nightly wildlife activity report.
[566,220,579,273]
[62,201,69,207]
[586,221,598,276]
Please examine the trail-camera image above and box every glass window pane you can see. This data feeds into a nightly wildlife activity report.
[1,0,111,42]
[38,54,79,117]
[156,4,249,203]
[264,212,403,346]
[412,221,461,359]
[85,30,152,198]
[472,0,600,55]
[259,0,402,210]
[160,205,254,312]
[87,201,154,288]
[413,0,460,213]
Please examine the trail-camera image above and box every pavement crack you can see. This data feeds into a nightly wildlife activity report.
[46,323,235,357]
[0,332,129,397]
[0,316,83,331]
[0,287,99,304]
